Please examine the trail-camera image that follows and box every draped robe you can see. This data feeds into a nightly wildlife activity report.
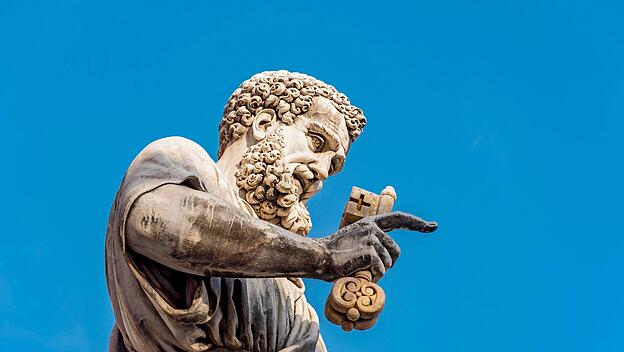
[106,137,326,352]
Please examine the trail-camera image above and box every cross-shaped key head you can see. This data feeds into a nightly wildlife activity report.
[339,187,380,229]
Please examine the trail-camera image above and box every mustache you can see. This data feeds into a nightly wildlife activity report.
[292,164,323,202]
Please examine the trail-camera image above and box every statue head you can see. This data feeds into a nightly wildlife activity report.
[217,71,367,235]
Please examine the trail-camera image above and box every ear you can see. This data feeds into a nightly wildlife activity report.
[251,109,278,141]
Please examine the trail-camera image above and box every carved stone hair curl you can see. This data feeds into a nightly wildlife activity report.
[218,70,367,158]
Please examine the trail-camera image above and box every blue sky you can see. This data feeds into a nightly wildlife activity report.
[1,1,623,351]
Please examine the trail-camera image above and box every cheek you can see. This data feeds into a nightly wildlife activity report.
[282,129,312,156]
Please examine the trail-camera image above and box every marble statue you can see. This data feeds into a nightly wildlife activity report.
[105,70,437,352]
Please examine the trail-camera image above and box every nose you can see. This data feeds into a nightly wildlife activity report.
[307,153,332,180]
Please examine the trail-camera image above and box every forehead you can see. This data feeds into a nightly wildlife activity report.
[305,97,350,150]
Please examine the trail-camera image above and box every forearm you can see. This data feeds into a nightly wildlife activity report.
[125,184,331,279]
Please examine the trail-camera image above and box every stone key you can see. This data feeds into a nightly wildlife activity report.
[325,186,396,332]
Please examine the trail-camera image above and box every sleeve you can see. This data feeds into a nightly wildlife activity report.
[113,137,210,252]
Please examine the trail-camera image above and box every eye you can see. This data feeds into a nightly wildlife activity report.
[307,133,325,152]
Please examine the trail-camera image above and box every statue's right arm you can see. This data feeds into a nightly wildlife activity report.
[125,183,331,279]
[125,184,437,282]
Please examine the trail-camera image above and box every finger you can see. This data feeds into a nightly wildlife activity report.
[369,235,393,270]
[371,211,438,233]
[373,227,400,266]
[368,254,386,283]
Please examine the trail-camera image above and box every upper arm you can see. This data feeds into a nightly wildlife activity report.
[125,183,215,275]
[124,183,263,276]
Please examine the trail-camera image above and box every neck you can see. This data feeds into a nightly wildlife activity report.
[216,138,248,191]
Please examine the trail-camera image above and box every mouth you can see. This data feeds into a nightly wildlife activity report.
[292,165,323,204]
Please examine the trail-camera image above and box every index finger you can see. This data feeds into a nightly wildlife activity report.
[370,211,438,233]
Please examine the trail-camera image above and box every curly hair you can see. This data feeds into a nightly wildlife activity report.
[218,70,367,158]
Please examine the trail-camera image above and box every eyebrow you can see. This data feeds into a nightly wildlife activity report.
[306,121,341,151]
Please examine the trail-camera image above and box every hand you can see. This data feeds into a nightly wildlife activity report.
[317,211,437,282]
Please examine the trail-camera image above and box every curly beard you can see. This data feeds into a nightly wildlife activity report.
[234,128,316,236]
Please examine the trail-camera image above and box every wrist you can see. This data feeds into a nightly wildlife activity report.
[312,238,334,281]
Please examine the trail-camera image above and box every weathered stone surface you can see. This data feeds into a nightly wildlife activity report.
[105,71,437,352]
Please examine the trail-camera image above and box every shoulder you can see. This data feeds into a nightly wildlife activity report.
[127,137,237,199]
[138,136,212,161]
[129,137,217,171]
[116,137,217,193]
[146,136,205,150]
